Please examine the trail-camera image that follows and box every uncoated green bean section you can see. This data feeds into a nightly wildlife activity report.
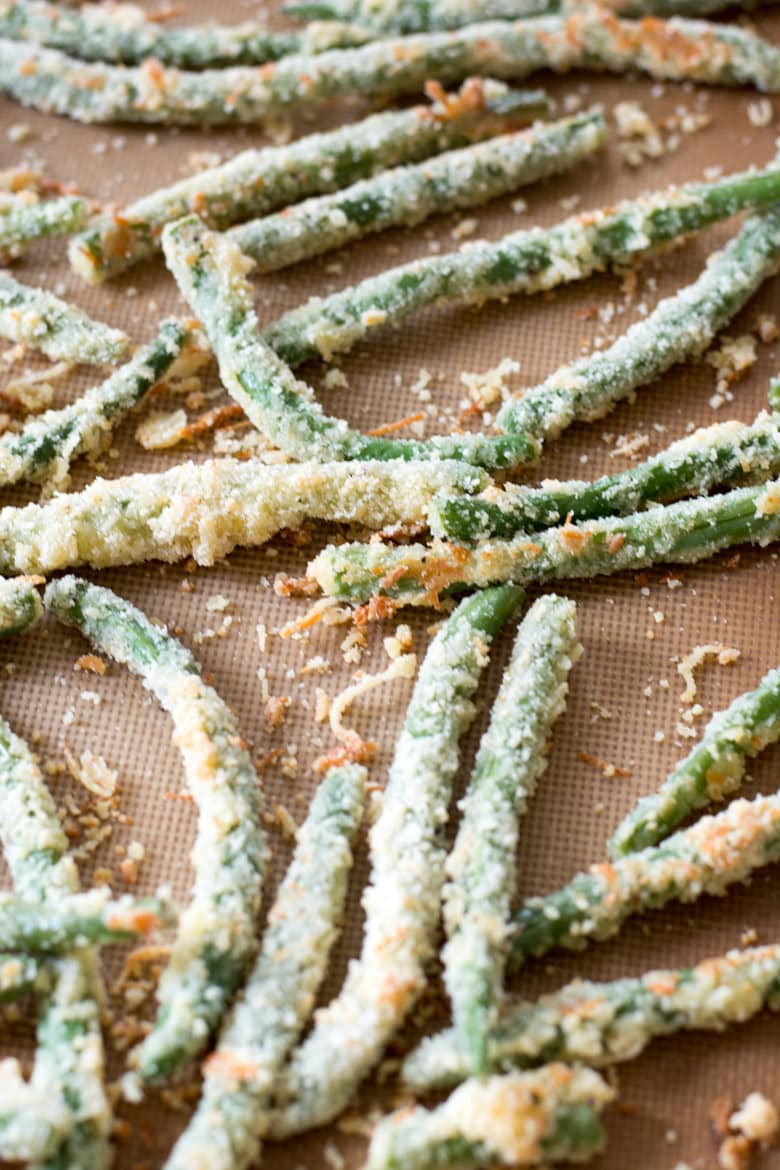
[69,79,547,282]
[265,163,780,367]
[230,110,606,272]
[402,944,780,1092]
[443,594,580,1075]
[165,764,365,1170]
[163,216,537,469]
[44,577,267,1084]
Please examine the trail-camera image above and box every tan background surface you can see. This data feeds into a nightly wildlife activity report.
[4,4,780,1166]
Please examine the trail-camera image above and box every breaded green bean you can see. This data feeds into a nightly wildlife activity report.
[509,793,780,966]
[403,944,780,1092]
[69,79,548,283]
[0,458,488,576]
[433,414,780,540]
[0,0,372,67]
[0,890,172,952]
[229,111,606,272]
[0,954,44,1001]
[0,712,111,1170]
[0,272,128,363]
[268,586,523,1139]
[0,317,198,491]
[45,577,267,1084]
[0,191,86,260]
[0,576,41,636]
[443,594,580,1074]
[284,0,767,30]
[265,163,780,367]
[0,1059,70,1163]
[610,660,780,856]
[496,205,780,445]
[306,478,780,606]
[366,1065,614,1170]
[163,216,536,469]
[4,11,779,125]
[164,765,365,1170]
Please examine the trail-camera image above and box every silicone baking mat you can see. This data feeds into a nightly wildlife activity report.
[3,4,780,1166]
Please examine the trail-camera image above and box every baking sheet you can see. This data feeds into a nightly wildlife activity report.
[4,4,780,1166]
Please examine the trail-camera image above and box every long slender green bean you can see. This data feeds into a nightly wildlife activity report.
[0,576,41,636]
[0,272,128,363]
[163,215,537,469]
[284,0,765,31]
[403,944,780,1092]
[610,661,780,856]
[267,586,523,1139]
[366,1065,614,1170]
[0,712,111,1170]
[165,764,365,1170]
[0,458,488,576]
[509,793,780,967]
[69,79,548,283]
[44,577,267,1084]
[0,317,198,491]
[496,204,780,444]
[264,164,780,367]
[0,891,172,952]
[306,477,780,606]
[0,0,372,67]
[443,594,580,1075]
[4,11,780,125]
[230,111,606,272]
[0,192,86,260]
[433,413,780,541]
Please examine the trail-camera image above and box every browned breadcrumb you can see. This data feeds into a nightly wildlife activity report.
[677,643,740,707]
[577,751,632,780]
[74,654,107,676]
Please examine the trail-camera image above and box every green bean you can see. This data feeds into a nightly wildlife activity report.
[433,413,780,541]
[230,110,606,273]
[163,215,537,469]
[0,1060,70,1163]
[0,890,172,952]
[0,458,488,576]
[267,586,523,1139]
[0,192,86,260]
[0,272,128,363]
[610,660,780,856]
[0,953,44,1000]
[44,577,266,1084]
[0,712,111,1170]
[403,944,780,1092]
[265,163,780,367]
[443,594,580,1074]
[0,0,373,67]
[69,79,548,283]
[283,0,767,32]
[0,576,41,636]
[4,11,779,125]
[509,793,780,967]
[0,317,198,491]
[496,205,780,444]
[366,1065,614,1170]
[306,477,780,606]
[165,764,365,1170]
